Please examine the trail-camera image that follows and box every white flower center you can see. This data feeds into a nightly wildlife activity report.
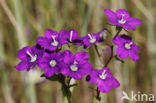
[118,14,126,24]
[70,61,78,71]
[26,51,37,62]
[125,42,133,49]
[88,34,96,43]
[99,70,107,80]
[69,31,73,42]
[49,60,56,67]
[51,35,59,46]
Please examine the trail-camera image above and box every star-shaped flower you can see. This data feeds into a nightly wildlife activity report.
[104,9,142,30]
[37,29,67,51]
[87,67,120,93]
[113,34,139,61]
[15,46,43,71]
[38,52,63,77]
[60,50,93,79]
[82,32,103,48]
[66,29,83,45]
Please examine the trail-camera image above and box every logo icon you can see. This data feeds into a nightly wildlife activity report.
[121,91,155,102]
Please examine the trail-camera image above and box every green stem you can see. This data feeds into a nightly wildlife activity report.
[115,26,122,37]
[61,82,72,103]
[58,75,72,103]
[104,45,114,67]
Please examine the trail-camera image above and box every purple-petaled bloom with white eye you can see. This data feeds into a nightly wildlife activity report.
[15,46,43,71]
[104,9,142,30]
[60,50,93,80]
[38,52,63,77]
[113,34,139,61]
[37,29,67,51]
[66,29,83,45]
[82,32,103,48]
[86,67,120,93]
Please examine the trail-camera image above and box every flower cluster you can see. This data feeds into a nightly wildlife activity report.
[15,9,142,101]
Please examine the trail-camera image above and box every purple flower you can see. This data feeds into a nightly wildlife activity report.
[38,52,63,77]
[15,46,43,71]
[113,34,139,61]
[87,67,120,93]
[82,32,103,48]
[61,50,93,80]
[37,29,67,51]
[66,29,83,45]
[104,9,142,30]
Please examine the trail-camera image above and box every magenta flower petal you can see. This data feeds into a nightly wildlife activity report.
[61,66,71,75]
[37,29,68,51]
[78,63,93,75]
[104,9,116,17]
[17,46,31,61]
[38,52,63,77]
[113,35,140,61]
[122,24,136,30]
[15,46,43,71]
[60,50,93,80]
[63,50,74,64]
[104,9,118,25]
[127,18,142,26]
[97,81,111,93]
[117,47,129,59]
[75,52,89,64]
[37,37,51,49]
[15,61,32,71]
[82,32,103,48]
[104,9,142,30]
[38,58,50,69]
[59,29,68,44]
[71,73,82,80]
[87,67,120,93]
[129,51,139,62]
[113,36,125,46]
[112,78,120,88]
[44,67,55,77]
[45,29,59,39]
[116,9,130,19]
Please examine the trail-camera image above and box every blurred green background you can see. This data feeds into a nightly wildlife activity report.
[0,0,156,103]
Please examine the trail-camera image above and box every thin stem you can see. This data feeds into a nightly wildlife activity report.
[59,75,72,103]
[96,87,101,101]
[115,26,122,37]
[94,45,101,57]
[67,77,72,87]
[61,82,72,103]
[104,45,114,67]
[114,55,124,63]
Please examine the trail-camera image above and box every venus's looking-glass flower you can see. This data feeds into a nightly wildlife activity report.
[83,32,103,48]
[15,46,43,71]
[104,9,142,30]
[37,29,67,51]
[38,52,63,77]
[66,29,83,45]
[113,35,139,61]
[87,67,120,93]
[61,50,93,80]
